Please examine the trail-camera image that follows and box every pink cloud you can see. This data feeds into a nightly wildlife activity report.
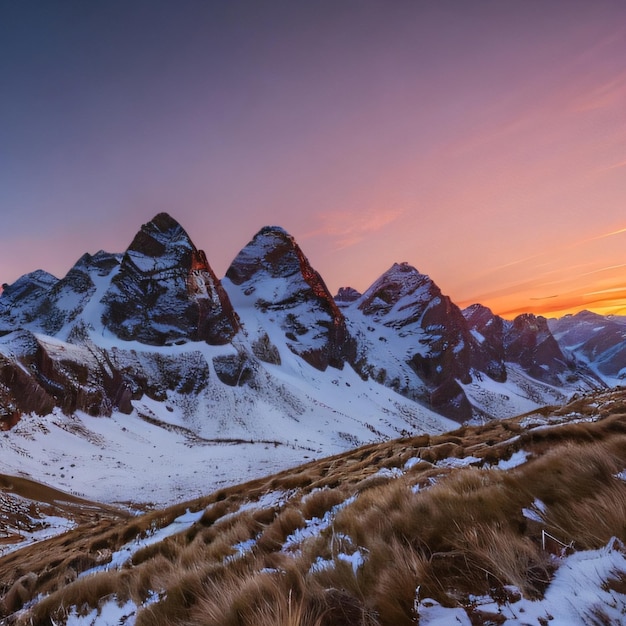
[303,207,405,249]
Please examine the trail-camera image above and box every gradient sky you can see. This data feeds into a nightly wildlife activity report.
[1,0,625,318]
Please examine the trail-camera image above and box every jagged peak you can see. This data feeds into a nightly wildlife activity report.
[361,262,436,305]
[335,286,362,303]
[148,212,183,232]
[513,312,548,326]
[226,226,304,285]
[374,262,432,286]
[2,269,58,292]
[127,213,194,257]
[462,303,498,322]
[256,225,292,238]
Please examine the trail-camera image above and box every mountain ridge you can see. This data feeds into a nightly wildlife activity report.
[0,212,618,437]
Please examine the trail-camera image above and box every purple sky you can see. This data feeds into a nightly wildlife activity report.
[2,1,625,317]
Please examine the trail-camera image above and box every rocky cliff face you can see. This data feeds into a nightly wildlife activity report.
[0,330,132,430]
[225,226,355,370]
[503,313,576,386]
[102,213,240,345]
[462,304,507,383]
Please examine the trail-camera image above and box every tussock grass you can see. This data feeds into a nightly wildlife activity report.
[256,507,306,552]
[28,569,122,625]
[300,487,348,521]
[3,388,626,625]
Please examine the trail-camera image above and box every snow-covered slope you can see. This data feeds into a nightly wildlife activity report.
[0,213,619,506]
[0,217,457,505]
[0,337,455,507]
[224,226,354,370]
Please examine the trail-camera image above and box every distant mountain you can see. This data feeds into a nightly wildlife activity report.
[549,310,626,385]
[0,213,621,504]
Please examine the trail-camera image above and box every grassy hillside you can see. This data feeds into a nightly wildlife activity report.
[2,388,626,625]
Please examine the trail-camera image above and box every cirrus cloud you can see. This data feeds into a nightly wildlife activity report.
[303,207,405,249]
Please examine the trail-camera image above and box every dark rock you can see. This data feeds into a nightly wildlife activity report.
[335,286,362,304]
[213,352,256,387]
[102,213,240,345]
[463,303,507,382]
[504,314,572,385]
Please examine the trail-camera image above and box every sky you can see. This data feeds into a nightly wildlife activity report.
[1,0,625,319]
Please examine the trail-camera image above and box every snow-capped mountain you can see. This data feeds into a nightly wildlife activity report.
[0,213,621,504]
[548,310,626,386]
[337,262,474,421]
[223,226,355,371]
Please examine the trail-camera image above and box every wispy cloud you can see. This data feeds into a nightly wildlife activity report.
[599,159,626,173]
[302,207,405,248]
[578,263,626,277]
[584,226,626,243]
[570,72,626,113]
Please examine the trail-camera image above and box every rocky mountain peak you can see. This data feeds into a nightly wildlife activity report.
[358,263,437,318]
[335,287,362,304]
[225,226,355,370]
[101,214,239,345]
[226,226,303,284]
[124,212,193,262]
[504,313,573,385]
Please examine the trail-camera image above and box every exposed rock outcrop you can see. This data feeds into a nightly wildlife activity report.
[0,331,132,429]
[504,313,574,386]
[102,213,240,345]
[463,303,507,382]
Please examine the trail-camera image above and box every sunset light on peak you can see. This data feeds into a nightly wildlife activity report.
[1,0,625,321]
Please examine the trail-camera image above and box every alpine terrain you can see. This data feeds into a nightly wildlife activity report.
[0,213,625,624]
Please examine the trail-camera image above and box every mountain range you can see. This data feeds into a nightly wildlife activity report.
[1,213,626,624]
[0,213,624,505]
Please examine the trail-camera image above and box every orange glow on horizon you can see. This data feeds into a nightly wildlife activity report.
[461,288,626,320]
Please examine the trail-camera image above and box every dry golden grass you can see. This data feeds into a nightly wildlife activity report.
[3,388,626,625]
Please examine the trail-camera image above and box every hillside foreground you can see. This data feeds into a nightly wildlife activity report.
[1,387,626,625]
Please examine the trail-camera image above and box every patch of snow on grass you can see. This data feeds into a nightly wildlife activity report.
[337,549,366,574]
[374,466,404,479]
[309,548,366,576]
[79,508,204,577]
[416,598,471,625]
[283,495,357,553]
[522,499,547,523]
[435,456,481,469]
[66,596,137,625]
[404,456,421,470]
[225,538,257,563]
[494,449,529,470]
[418,539,626,625]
